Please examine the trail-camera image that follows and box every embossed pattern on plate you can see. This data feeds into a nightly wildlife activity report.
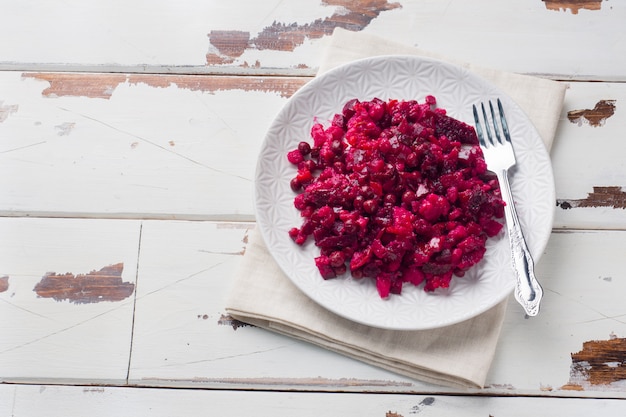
[255,55,555,330]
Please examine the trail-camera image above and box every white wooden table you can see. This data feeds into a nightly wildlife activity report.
[2,1,626,415]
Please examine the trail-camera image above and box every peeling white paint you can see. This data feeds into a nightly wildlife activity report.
[0,101,18,122]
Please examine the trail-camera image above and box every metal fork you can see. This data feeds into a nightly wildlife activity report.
[473,99,543,317]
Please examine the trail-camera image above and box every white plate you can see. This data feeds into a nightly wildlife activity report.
[255,55,554,330]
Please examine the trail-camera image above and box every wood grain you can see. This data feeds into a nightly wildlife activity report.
[0,217,140,383]
[34,263,135,304]
[550,83,626,229]
[1,1,625,79]
[557,186,626,210]
[567,99,616,127]
[543,0,603,14]
[206,0,401,64]
[22,72,308,99]
[564,337,626,389]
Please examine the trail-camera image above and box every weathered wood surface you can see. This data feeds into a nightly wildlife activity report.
[2,71,626,229]
[0,218,140,382]
[2,218,626,399]
[3,384,626,417]
[0,71,303,220]
[552,83,626,229]
[2,0,626,411]
[128,224,626,398]
[0,0,624,80]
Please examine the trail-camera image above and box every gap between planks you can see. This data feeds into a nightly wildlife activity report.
[1,64,624,83]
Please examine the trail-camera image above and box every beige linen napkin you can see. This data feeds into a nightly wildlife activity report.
[225,28,566,388]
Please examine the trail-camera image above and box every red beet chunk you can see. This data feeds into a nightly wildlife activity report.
[433,112,479,145]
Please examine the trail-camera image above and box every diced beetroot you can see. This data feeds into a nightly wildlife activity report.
[433,112,479,145]
[481,218,505,237]
[419,193,450,222]
[316,234,357,250]
[287,149,304,165]
[403,266,425,286]
[390,276,403,295]
[293,194,307,210]
[287,97,505,298]
[371,239,387,259]
[457,235,486,253]
[329,251,346,267]
[315,256,337,280]
[376,274,392,299]
[368,100,386,121]
[350,248,372,271]
[424,271,453,292]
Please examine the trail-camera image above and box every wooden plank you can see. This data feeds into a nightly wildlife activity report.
[0,384,14,415]
[129,220,423,391]
[0,71,306,220]
[0,218,141,384]
[129,221,626,398]
[6,383,626,416]
[1,218,625,395]
[491,230,626,395]
[0,1,624,80]
[3,70,626,229]
[552,82,626,229]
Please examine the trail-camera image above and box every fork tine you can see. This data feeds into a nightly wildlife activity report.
[480,103,495,146]
[472,104,487,147]
[497,98,512,143]
[488,101,503,145]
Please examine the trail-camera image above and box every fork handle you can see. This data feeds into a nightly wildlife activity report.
[498,169,544,317]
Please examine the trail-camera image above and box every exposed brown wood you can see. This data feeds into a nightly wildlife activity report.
[22,73,309,100]
[22,73,127,99]
[543,0,603,14]
[564,337,626,388]
[207,0,401,65]
[205,54,234,65]
[561,383,585,391]
[208,30,251,58]
[567,99,616,127]
[557,186,626,209]
[0,276,8,293]
[33,263,135,304]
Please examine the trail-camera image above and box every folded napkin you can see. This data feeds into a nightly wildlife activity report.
[225,28,566,388]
